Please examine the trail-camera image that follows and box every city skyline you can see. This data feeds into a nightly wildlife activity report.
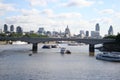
[0,0,120,36]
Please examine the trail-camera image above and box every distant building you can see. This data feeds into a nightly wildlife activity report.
[10,25,14,32]
[30,30,34,34]
[80,30,85,38]
[95,23,100,32]
[38,27,45,35]
[0,29,2,33]
[4,24,8,33]
[46,31,52,37]
[91,31,101,39]
[52,31,59,37]
[85,31,89,37]
[16,26,23,33]
[64,25,71,38]
[108,25,113,35]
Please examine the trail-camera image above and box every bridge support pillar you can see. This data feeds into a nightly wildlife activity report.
[32,43,38,53]
[89,44,95,56]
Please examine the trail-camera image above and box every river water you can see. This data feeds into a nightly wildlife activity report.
[0,43,120,80]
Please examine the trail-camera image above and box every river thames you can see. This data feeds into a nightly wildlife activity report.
[0,43,120,80]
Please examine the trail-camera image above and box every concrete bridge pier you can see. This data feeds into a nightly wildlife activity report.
[32,43,38,53]
[89,44,95,56]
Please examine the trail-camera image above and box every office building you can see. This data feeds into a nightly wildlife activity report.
[108,25,113,35]
[16,26,23,33]
[10,25,14,32]
[4,24,8,33]
[91,31,100,38]
[38,27,45,35]
[95,23,100,31]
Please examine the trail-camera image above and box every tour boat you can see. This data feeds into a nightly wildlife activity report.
[96,52,120,62]
[60,47,66,54]
[60,47,71,54]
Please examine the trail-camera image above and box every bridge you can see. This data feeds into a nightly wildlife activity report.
[0,37,115,55]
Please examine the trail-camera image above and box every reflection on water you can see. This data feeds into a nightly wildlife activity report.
[0,44,120,80]
[89,52,95,56]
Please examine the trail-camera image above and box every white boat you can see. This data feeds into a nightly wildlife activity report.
[96,52,120,62]
[60,47,71,54]
[60,47,66,54]
[68,43,78,46]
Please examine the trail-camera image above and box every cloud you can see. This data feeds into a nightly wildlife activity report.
[97,1,104,5]
[114,12,120,19]
[54,12,82,19]
[27,0,58,6]
[21,8,40,16]
[90,17,113,24]
[61,0,94,8]
[0,3,16,11]
[99,9,114,15]
[40,9,53,16]
[0,2,16,16]
[4,10,83,32]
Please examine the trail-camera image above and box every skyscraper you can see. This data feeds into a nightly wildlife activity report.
[95,23,100,31]
[37,27,45,35]
[86,31,89,37]
[4,24,8,33]
[10,25,14,32]
[16,26,23,33]
[108,25,113,35]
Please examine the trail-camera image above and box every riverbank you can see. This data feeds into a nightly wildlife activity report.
[0,41,7,45]
[96,44,120,52]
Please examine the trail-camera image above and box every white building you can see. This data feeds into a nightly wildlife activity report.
[80,30,85,38]
[91,31,101,39]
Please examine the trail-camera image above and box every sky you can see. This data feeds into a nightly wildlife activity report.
[0,0,120,36]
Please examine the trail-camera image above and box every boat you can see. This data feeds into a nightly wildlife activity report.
[60,47,71,54]
[42,45,51,49]
[60,47,66,54]
[65,50,71,54]
[96,52,120,62]
[68,43,78,46]
[51,45,57,48]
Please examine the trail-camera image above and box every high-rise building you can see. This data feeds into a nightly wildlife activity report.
[80,30,85,38]
[10,25,14,32]
[16,26,23,33]
[64,25,71,38]
[4,24,8,33]
[95,23,100,31]
[38,27,45,35]
[91,31,100,38]
[86,31,89,37]
[108,25,113,35]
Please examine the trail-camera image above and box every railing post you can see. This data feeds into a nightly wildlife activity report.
[89,44,95,56]
[32,43,38,53]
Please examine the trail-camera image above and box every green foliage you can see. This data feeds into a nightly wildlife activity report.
[103,35,116,39]
[0,33,6,37]
[8,33,23,37]
[0,32,48,38]
[116,33,120,44]
[103,33,120,51]
[23,33,48,38]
